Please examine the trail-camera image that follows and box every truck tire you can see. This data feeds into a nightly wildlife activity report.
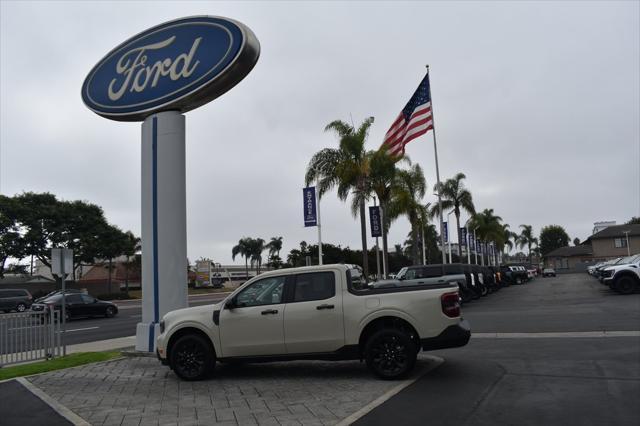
[365,328,417,380]
[170,334,215,381]
[614,276,638,295]
[480,284,489,297]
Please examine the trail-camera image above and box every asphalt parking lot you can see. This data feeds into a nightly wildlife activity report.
[14,273,640,425]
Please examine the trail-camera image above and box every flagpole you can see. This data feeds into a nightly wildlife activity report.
[426,65,446,264]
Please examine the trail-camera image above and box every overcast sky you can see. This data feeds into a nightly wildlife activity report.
[1,1,639,266]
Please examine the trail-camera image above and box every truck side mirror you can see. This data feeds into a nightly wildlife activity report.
[225,298,236,310]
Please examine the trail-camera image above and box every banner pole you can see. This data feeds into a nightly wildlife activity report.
[316,182,323,265]
[374,197,381,279]
[426,65,446,265]
[466,226,471,264]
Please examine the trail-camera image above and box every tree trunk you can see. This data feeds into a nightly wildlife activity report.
[382,229,389,278]
[455,213,462,263]
[125,256,130,296]
[411,222,419,265]
[359,198,369,279]
[244,257,249,281]
[108,258,113,294]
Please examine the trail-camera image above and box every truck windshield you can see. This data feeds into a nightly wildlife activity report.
[396,267,408,280]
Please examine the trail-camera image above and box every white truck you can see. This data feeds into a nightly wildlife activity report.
[156,264,470,380]
[602,254,640,294]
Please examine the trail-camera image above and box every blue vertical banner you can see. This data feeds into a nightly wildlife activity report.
[303,186,317,227]
[369,206,382,237]
[476,239,482,253]
[443,222,448,243]
[460,227,467,247]
[469,232,475,252]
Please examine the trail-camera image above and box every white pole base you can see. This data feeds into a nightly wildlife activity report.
[135,322,160,352]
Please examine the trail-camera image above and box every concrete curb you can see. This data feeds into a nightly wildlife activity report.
[16,377,90,426]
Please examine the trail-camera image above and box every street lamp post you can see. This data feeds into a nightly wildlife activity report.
[624,231,631,256]
[447,210,454,264]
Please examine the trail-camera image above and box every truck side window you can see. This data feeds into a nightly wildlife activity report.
[293,272,335,302]
[422,266,443,278]
[235,276,285,307]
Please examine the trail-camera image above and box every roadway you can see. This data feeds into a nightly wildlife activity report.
[1,292,230,348]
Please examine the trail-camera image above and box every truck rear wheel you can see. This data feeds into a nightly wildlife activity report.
[170,334,215,381]
[365,328,417,380]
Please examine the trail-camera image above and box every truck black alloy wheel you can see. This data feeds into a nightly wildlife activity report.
[105,306,116,318]
[615,276,638,295]
[171,334,215,381]
[16,303,26,312]
[365,328,417,380]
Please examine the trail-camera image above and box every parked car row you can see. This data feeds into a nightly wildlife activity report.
[374,263,534,304]
[589,254,640,295]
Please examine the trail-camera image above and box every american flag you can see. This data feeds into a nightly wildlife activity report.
[381,73,434,157]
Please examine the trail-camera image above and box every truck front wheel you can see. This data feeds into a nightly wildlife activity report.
[614,276,638,295]
[170,334,215,381]
[365,328,417,380]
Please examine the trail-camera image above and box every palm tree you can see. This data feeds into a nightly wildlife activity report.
[231,237,252,280]
[495,224,516,264]
[430,173,475,260]
[516,225,538,265]
[387,164,428,265]
[469,209,503,265]
[249,238,266,275]
[306,117,375,278]
[266,236,283,267]
[367,145,407,276]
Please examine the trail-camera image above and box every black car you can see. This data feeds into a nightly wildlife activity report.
[35,288,84,303]
[31,293,118,320]
[0,288,33,313]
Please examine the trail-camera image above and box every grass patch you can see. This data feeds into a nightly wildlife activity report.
[0,351,121,381]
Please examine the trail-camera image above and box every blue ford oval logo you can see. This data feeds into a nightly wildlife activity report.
[82,16,260,121]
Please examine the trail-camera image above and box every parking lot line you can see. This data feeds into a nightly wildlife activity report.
[335,355,444,426]
[473,331,640,338]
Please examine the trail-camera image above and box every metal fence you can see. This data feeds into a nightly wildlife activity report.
[0,310,62,367]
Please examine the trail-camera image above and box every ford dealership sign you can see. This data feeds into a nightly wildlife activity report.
[82,16,260,121]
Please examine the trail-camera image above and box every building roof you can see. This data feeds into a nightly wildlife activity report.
[590,224,640,240]
[0,275,56,285]
[544,245,593,258]
[79,262,140,283]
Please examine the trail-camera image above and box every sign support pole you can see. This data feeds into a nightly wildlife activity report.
[60,253,66,357]
[135,111,188,352]
[466,227,471,264]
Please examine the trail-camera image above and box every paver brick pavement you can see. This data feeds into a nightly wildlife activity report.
[27,355,436,425]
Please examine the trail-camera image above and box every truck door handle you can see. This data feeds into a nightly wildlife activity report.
[417,281,425,284]
[316,304,334,310]
[261,309,278,315]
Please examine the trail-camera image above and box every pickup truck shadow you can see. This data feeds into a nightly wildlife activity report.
[173,357,439,381]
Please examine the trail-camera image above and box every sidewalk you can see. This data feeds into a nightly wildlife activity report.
[18,352,442,426]
[66,335,136,354]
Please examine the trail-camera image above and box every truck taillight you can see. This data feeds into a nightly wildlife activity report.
[441,292,461,318]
